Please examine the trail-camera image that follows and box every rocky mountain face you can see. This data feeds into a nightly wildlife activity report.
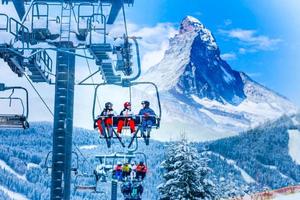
[141,16,298,141]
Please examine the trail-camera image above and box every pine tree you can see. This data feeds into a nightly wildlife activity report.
[158,139,216,200]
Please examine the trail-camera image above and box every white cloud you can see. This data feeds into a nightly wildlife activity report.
[221,53,237,61]
[224,19,232,26]
[247,72,262,78]
[109,22,177,72]
[219,28,281,52]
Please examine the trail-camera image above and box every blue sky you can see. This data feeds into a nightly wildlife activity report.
[125,0,300,105]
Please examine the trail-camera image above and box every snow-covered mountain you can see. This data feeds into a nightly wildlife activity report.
[141,16,298,141]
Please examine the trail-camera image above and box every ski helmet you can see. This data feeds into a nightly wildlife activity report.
[124,102,131,108]
[105,102,113,109]
[141,100,150,107]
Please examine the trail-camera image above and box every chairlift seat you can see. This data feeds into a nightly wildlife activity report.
[0,114,29,129]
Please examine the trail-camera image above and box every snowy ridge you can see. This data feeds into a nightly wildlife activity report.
[142,31,197,91]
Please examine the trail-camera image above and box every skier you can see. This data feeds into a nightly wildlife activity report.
[117,102,136,135]
[130,161,137,180]
[113,162,123,181]
[122,162,132,180]
[136,160,147,180]
[94,102,116,137]
[134,181,144,200]
[94,164,107,182]
[121,181,132,199]
[138,100,156,137]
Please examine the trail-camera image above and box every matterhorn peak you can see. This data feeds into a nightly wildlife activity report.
[180,16,204,34]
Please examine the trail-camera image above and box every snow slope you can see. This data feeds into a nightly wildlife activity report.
[288,129,300,165]
[274,192,300,200]
[206,151,255,184]
[0,159,27,181]
[0,185,28,200]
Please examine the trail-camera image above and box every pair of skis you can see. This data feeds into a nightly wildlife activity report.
[100,126,125,148]
[128,126,151,148]
[99,126,151,148]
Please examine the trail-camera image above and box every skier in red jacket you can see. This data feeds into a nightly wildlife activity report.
[136,160,147,180]
[95,102,116,137]
[117,102,136,135]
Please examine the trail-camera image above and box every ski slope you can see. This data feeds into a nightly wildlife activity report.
[0,159,27,181]
[274,192,300,200]
[0,185,28,200]
[288,129,300,164]
[206,151,256,184]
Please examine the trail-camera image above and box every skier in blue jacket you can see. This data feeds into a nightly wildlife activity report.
[138,100,156,137]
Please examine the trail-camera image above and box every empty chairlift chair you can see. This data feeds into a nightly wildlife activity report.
[0,83,29,129]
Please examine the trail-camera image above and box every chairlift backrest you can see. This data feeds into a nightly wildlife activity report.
[88,13,107,44]
[78,3,95,31]
[31,2,49,31]
[0,84,29,118]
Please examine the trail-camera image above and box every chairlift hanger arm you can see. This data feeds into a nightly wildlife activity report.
[130,81,162,120]
[0,97,25,116]
[1,85,29,118]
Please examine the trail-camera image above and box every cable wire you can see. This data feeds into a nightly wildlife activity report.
[25,60,93,173]
[83,49,102,111]
[24,74,54,117]
[121,3,128,37]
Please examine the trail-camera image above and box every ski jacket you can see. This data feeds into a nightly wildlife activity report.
[115,165,123,171]
[122,164,131,173]
[136,164,147,173]
[120,108,135,117]
[138,107,155,117]
[100,108,116,117]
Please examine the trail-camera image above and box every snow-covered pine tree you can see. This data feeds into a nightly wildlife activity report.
[158,138,216,200]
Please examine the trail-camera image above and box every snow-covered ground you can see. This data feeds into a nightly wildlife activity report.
[288,129,300,164]
[79,145,98,150]
[274,192,300,200]
[26,163,39,170]
[0,185,28,200]
[0,160,27,181]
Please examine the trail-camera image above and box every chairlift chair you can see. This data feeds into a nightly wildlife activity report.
[92,81,161,148]
[74,173,100,193]
[0,83,29,129]
[95,153,136,182]
[91,37,161,148]
[31,2,52,41]
[77,3,95,41]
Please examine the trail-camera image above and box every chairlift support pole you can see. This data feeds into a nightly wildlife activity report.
[51,47,75,200]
